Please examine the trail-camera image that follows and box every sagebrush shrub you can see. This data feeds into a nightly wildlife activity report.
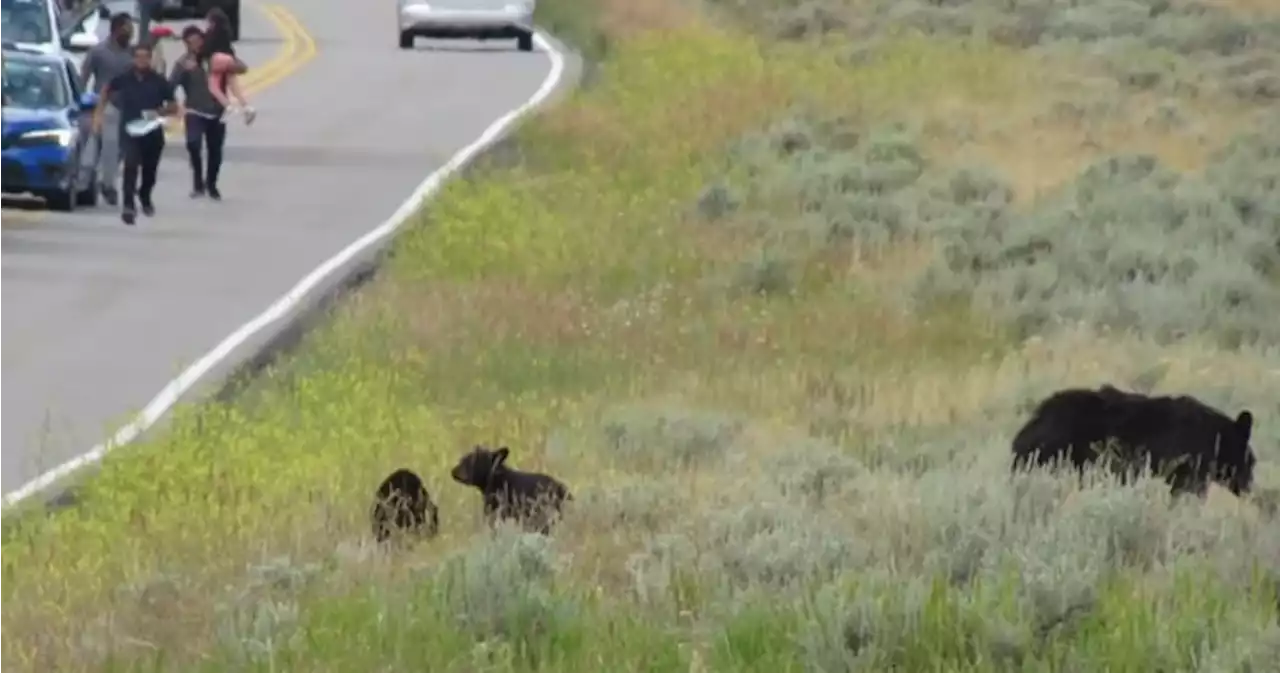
[764,438,865,504]
[706,0,1280,100]
[600,405,745,469]
[700,117,937,247]
[626,495,865,597]
[917,139,1280,347]
[432,528,578,641]
[703,106,1278,346]
[572,478,682,532]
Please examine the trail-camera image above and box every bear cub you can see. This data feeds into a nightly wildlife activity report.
[450,445,572,535]
[371,468,440,543]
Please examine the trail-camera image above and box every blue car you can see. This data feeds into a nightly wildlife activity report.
[2,44,98,211]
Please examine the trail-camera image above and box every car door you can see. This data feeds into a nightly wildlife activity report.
[62,54,93,167]
[63,56,81,102]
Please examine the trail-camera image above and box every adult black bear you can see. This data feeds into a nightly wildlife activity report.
[450,445,572,535]
[371,468,440,543]
[1011,385,1256,496]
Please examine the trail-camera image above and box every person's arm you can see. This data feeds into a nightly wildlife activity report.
[91,79,113,134]
[79,47,97,91]
[167,57,186,89]
[167,60,187,115]
[158,77,179,117]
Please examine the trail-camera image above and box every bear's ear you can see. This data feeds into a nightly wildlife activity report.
[1235,411,1253,440]
[486,447,510,482]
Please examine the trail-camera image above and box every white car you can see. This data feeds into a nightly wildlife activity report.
[60,6,111,70]
[397,0,536,52]
[1,0,108,67]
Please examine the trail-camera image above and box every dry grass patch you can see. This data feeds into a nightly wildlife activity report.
[925,89,1262,202]
[1206,0,1280,16]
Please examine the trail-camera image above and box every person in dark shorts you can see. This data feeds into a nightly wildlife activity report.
[170,25,226,199]
[92,43,178,226]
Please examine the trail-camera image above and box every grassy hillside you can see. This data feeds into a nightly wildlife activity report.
[4,0,1280,670]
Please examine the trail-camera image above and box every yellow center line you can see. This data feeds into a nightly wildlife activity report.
[246,5,318,93]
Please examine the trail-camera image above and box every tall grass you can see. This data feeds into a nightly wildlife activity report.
[3,0,1278,670]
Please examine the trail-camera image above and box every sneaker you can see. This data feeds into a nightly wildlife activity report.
[190,187,205,199]
[208,186,222,201]
[141,202,155,217]
[101,185,119,207]
[121,208,136,226]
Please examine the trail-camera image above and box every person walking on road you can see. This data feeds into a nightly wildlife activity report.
[170,25,229,200]
[79,12,135,206]
[92,43,179,226]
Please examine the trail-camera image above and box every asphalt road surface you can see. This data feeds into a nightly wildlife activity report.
[2,0,570,494]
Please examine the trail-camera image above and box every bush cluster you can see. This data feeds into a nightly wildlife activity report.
[708,0,1280,102]
[432,528,579,642]
[616,430,1280,669]
[920,122,1280,347]
[697,112,1280,347]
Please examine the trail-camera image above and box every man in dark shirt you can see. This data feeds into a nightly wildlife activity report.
[92,43,179,226]
[170,26,226,200]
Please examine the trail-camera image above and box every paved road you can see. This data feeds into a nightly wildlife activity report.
[2,0,569,493]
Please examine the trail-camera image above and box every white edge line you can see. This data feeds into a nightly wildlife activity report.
[1,33,567,510]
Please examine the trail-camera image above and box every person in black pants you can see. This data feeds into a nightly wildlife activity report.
[170,26,227,199]
[92,43,178,226]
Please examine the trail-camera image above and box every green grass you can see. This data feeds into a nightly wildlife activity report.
[4,0,1279,670]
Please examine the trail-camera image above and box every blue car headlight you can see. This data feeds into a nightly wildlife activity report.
[12,128,75,148]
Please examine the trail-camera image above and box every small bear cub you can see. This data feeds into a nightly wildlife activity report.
[450,445,572,535]
[371,468,440,544]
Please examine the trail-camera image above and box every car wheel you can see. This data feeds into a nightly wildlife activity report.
[43,188,75,213]
[399,30,414,49]
[516,31,534,52]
